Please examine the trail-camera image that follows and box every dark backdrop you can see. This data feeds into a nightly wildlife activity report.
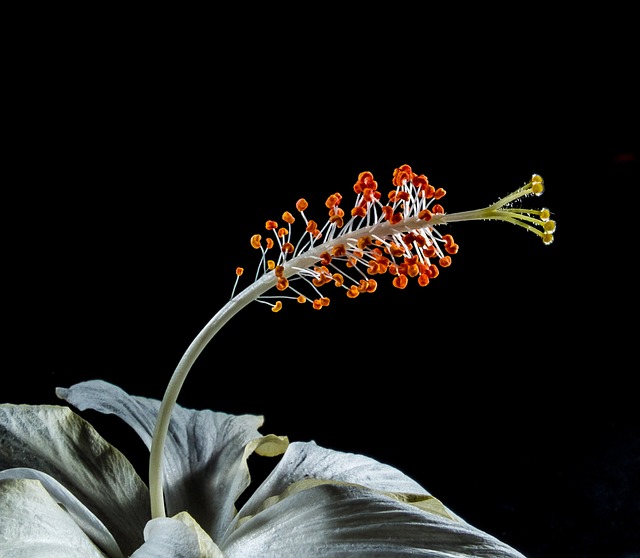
[4,12,638,558]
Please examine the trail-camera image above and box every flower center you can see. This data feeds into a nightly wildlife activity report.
[234,164,460,312]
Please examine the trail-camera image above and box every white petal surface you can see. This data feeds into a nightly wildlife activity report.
[0,468,124,558]
[0,404,149,556]
[0,478,107,558]
[58,380,286,541]
[234,440,461,530]
[130,514,223,558]
[223,481,526,557]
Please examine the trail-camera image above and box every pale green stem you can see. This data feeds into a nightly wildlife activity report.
[148,274,274,518]
[148,246,339,518]
[147,197,538,518]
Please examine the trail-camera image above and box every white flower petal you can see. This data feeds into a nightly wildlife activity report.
[0,404,149,556]
[223,481,526,557]
[0,478,107,558]
[0,468,124,558]
[234,440,461,529]
[130,513,223,558]
[172,512,225,558]
[58,380,287,541]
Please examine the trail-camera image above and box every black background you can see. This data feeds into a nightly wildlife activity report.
[4,9,638,558]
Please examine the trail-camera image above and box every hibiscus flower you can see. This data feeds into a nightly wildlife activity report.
[1,165,553,556]
[1,380,526,557]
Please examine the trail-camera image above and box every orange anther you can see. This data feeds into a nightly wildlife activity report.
[267,260,275,270]
[275,265,285,277]
[277,277,289,291]
[434,188,446,199]
[402,232,416,245]
[418,273,430,287]
[392,164,413,187]
[332,244,347,257]
[306,220,319,235]
[312,266,331,287]
[390,212,403,224]
[282,211,295,224]
[365,279,377,293]
[427,264,439,278]
[266,238,274,249]
[320,251,332,265]
[321,297,330,307]
[357,235,372,249]
[354,171,377,194]
[332,273,345,287]
[351,206,367,218]
[278,227,288,238]
[235,267,244,276]
[312,298,324,310]
[442,234,454,246]
[412,174,429,190]
[407,263,420,277]
[362,187,378,203]
[392,275,408,289]
[250,234,262,249]
[282,242,294,254]
[422,245,436,258]
[422,184,436,199]
[266,220,278,231]
[439,256,452,267]
[432,204,445,214]
[346,285,360,298]
[272,301,283,313]
[413,234,427,247]
[296,198,309,212]
[297,295,307,303]
[381,206,394,221]
[329,207,345,224]
[325,193,342,208]
[389,243,405,257]
[442,234,459,255]
[418,209,433,221]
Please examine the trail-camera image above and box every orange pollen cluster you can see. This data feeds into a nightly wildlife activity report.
[247,163,459,311]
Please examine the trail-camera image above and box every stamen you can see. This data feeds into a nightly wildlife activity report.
[148,163,556,520]
[234,165,555,312]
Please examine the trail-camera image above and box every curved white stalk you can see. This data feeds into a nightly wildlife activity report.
[148,275,273,518]
[148,168,554,518]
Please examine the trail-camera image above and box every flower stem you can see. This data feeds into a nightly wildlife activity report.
[148,273,277,519]
[147,172,553,518]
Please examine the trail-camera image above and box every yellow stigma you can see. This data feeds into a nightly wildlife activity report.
[443,174,556,245]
